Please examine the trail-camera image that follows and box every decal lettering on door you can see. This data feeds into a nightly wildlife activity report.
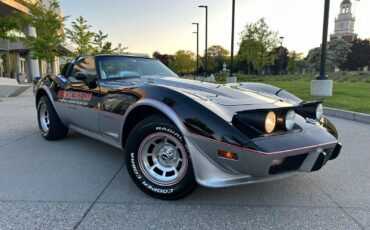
[57,90,93,106]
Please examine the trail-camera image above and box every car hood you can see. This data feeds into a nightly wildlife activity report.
[147,77,294,107]
[102,76,294,107]
[100,76,296,122]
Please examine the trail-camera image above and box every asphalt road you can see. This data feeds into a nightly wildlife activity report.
[0,89,369,230]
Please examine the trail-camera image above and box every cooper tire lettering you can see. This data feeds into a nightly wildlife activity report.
[130,152,141,179]
[125,115,197,200]
[132,153,173,194]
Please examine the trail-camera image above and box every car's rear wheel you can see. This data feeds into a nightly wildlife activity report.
[125,115,197,200]
[37,96,68,140]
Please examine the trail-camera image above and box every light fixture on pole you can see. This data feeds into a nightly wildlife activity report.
[318,0,330,80]
[198,5,208,77]
[192,22,199,79]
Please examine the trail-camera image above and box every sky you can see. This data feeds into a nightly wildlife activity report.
[59,0,370,56]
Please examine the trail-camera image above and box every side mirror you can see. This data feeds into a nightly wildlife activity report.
[74,72,88,81]
[33,76,42,85]
[85,77,98,89]
[74,72,97,89]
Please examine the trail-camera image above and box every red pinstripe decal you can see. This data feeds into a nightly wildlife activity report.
[152,100,338,156]
[189,132,338,155]
[57,97,338,156]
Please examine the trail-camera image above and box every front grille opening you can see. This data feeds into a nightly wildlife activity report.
[269,153,308,175]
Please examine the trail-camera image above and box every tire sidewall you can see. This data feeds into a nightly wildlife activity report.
[37,98,49,137]
[126,119,195,199]
[37,96,68,140]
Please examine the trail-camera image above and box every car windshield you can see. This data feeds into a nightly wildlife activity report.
[98,56,177,80]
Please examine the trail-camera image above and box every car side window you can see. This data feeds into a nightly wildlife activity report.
[68,56,97,81]
[99,57,141,80]
[60,63,71,76]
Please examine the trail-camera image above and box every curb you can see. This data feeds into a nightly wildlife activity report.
[324,108,370,124]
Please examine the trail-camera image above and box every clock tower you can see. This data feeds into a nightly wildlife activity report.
[330,0,357,42]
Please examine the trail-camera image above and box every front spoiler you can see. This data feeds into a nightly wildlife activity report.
[185,135,342,188]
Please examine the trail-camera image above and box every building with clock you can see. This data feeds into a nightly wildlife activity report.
[330,0,358,42]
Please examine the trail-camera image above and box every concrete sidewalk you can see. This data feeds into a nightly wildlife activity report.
[0,89,369,230]
[0,78,31,97]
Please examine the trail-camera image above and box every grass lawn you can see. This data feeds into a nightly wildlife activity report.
[184,72,370,114]
[258,80,370,114]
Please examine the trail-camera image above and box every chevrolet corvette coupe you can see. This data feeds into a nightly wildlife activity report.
[33,55,342,200]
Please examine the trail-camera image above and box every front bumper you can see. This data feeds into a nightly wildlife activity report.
[185,133,342,188]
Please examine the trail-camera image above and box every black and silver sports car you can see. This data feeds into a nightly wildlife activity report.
[33,55,342,200]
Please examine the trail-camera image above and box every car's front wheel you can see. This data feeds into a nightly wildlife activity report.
[37,96,69,140]
[125,115,197,200]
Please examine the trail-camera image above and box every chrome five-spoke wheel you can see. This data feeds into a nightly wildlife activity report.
[37,96,68,140]
[138,133,188,186]
[39,103,50,133]
[126,115,196,199]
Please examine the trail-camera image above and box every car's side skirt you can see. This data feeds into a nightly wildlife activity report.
[69,124,123,150]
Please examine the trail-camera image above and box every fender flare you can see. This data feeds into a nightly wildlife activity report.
[121,98,189,137]
[121,98,236,187]
[35,86,55,107]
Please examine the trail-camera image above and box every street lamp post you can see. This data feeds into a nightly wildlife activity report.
[318,0,331,80]
[311,0,333,96]
[192,22,199,79]
[198,5,208,77]
[229,0,235,78]
[279,36,284,76]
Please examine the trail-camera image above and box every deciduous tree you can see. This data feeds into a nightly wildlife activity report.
[169,50,195,75]
[306,47,321,71]
[287,51,304,74]
[306,39,352,71]
[114,43,128,54]
[270,46,289,75]
[21,0,65,73]
[207,45,229,73]
[153,51,174,67]
[66,16,95,56]
[92,30,115,54]
[0,16,21,41]
[342,38,370,70]
[238,18,279,74]
[0,0,21,40]
[237,38,260,74]
[326,39,352,69]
